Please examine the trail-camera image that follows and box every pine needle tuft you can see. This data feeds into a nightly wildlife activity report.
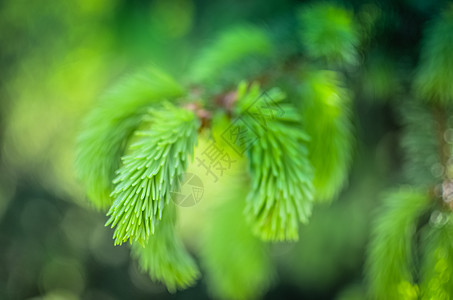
[234,82,314,241]
[105,103,199,245]
[75,69,184,209]
[131,204,200,292]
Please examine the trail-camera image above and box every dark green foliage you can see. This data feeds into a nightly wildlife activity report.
[105,104,199,245]
[414,5,453,103]
[75,69,185,209]
[298,70,353,202]
[400,101,444,187]
[361,54,402,102]
[234,82,313,241]
[131,204,200,292]
[366,6,453,298]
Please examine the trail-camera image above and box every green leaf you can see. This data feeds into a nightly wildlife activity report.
[298,3,359,66]
[419,214,453,300]
[131,203,200,292]
[105,103,199,245]
[201,177,274,300]
[414,5,453,103]
[189,25,274,89]
[366,187,430,300]
[75,69,185,209]
[235,82,314,241]
[298,70,354,202]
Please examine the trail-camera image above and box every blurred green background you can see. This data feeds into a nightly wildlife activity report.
[0,0,449,299]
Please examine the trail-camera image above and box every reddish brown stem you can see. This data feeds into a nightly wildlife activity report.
[183,102,212,131]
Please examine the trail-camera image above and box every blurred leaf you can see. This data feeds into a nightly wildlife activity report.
[298,2,359,66]
[201,175,274,300]
[419,215,453,299]
[366,187,430,300]
[414,5,453,103]
[131,204,200,292]
[399,101,453,187]
[298,70,354,202]
[189,25,274,90]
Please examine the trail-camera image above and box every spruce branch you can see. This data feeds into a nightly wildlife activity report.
[411,5,453,214]
[234,82,314,241]
[131,204,200,292]
[74,5,364,295]
[367,187,430,300]
[419,215,453,299]
[105,103,199,245]
[75,69,184,209]
[414,5,453,104]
